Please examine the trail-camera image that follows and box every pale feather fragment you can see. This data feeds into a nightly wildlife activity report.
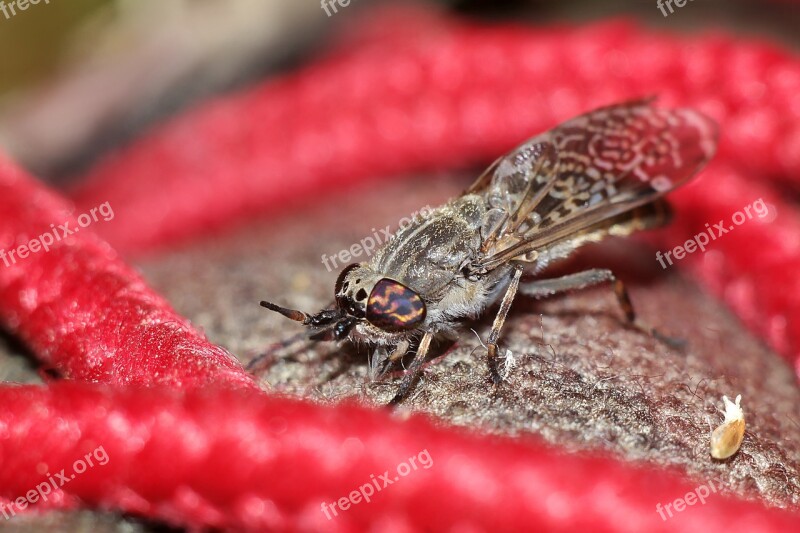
[710,394,745,460]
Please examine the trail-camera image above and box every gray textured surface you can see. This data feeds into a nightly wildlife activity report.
[0,511,147,532]
[144,175,800,510]
[2,174,799,529]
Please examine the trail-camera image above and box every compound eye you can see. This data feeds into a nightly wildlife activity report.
[366,278,426,332]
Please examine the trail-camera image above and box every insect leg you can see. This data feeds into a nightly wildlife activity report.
[246,330,312,373]
[388,332,433,406]
[371,339,410,380]
[486,264,525,384]
[518,269,683,348]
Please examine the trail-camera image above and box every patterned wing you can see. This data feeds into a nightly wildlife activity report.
[467,141,559,255]
[467,98,718,270]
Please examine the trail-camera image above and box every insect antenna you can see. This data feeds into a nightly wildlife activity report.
[260,300,345,331]
[260,301,311,323]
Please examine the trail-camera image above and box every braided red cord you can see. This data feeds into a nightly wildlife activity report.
[72,12,800,254]
[0,154,256,390]
[0,6,798,531]
[1,382,799,532]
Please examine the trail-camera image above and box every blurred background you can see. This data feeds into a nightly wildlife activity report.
[0,0,798,183]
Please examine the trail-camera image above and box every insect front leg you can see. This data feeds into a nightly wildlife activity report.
[486,264,525,385]
[371,339,410,380]
[247,330,314,373]
[387,332,433,406]
[518,268,684,348]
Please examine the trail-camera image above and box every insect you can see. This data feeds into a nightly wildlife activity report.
[258,98,718,405]
[710,394,745,460]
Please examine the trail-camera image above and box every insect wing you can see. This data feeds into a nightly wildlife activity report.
[471,99,718,268]
[476,141,559,253]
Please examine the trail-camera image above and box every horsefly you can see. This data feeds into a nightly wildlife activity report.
[257,98,718,405]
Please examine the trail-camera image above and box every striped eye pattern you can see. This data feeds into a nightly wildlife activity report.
[366,278,426,332]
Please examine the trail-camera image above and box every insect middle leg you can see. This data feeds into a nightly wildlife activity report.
[486,264,525,385]
[518,268,682,347]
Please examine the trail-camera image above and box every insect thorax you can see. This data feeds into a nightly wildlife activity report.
[367,196,486,296]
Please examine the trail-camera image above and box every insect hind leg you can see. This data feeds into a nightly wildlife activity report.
[518,268,685,349]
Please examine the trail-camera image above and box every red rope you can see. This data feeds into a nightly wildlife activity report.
[1,382,798,532]
[0,6,797,531]
[72,11,800,254]
[0,154,256,390]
